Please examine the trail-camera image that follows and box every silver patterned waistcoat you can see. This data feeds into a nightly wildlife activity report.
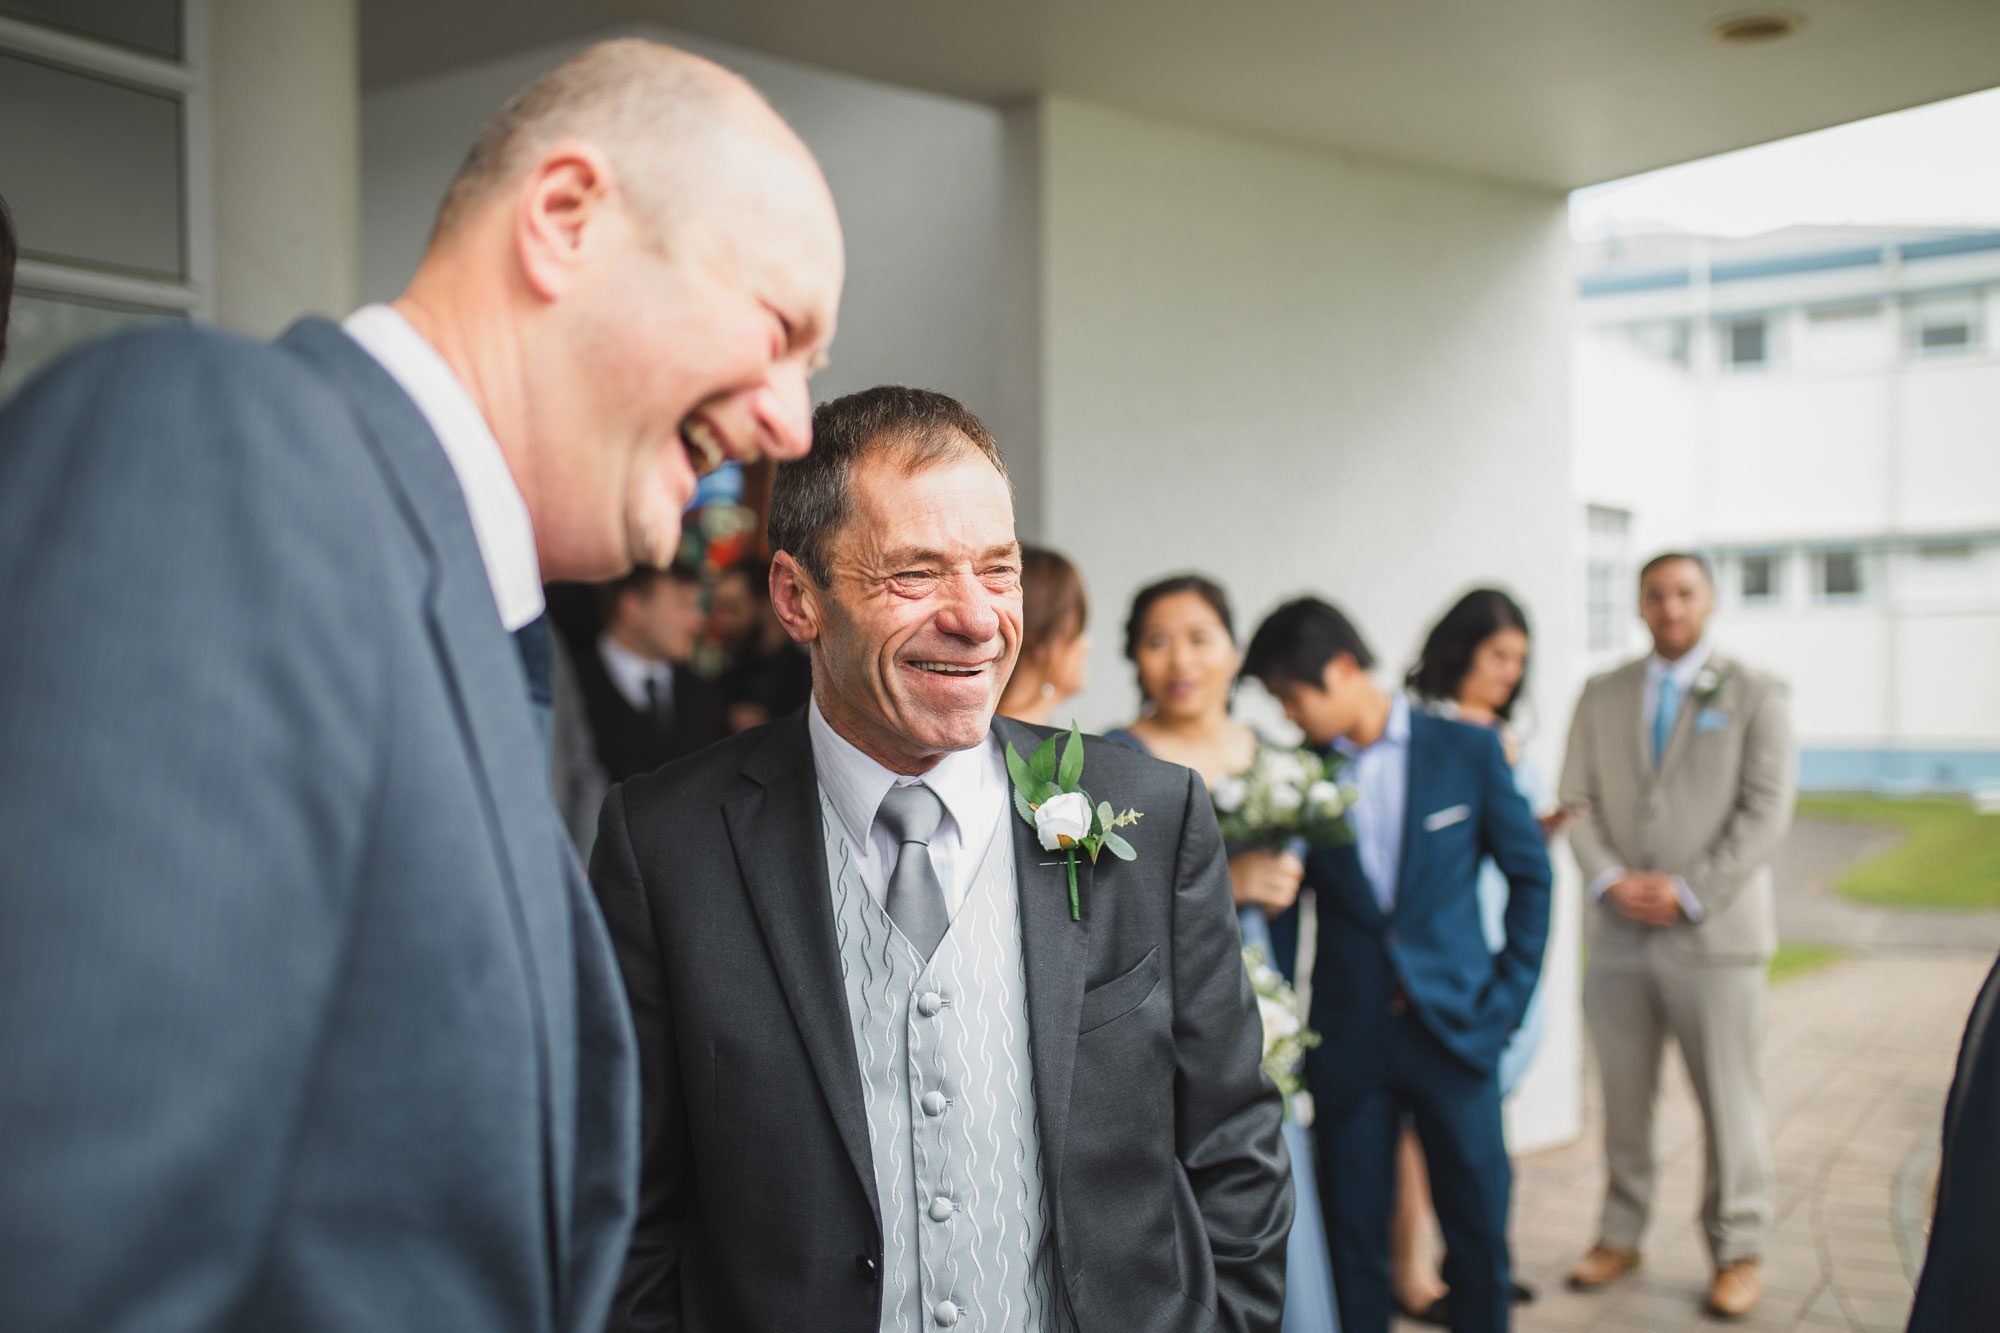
[821,792,1070,1333]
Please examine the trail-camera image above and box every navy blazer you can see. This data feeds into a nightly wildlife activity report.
[1302,710,1551,1111]
[0,320,637,1331]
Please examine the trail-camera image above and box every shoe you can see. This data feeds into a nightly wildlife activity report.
[1567,1244,1641,1289]
[1707,1260,1761,1319]
[1512,1278,1537,1305]
[1400,1295,1449,1327]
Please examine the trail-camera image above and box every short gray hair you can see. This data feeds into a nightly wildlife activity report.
[769,386,1011,586]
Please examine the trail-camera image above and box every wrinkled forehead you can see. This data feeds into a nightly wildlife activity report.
[843,445,1017,554]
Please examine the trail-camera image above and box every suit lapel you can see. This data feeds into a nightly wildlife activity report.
[992,716,1092,1190]
[724,714,879,1221]
[278,318,575,1293]
[1392,710,1439,914]
[1657,651,1724,781]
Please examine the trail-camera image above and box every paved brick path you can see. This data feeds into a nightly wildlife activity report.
[1404,951,1990,1333]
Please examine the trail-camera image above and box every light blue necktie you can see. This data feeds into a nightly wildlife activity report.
[1653,673,1682,770]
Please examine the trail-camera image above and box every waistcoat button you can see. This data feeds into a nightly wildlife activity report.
[928,1194,955,1222]
[935,1300,960,1326]
[922,1090,948,1116]
[917,991,943,1016]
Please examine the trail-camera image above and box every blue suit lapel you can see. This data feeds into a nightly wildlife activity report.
[1392,711,1443,915]
[277,317,576,1307]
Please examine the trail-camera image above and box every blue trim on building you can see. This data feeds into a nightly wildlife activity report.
[1579,230,2000,299]
[1799,748,2000,794]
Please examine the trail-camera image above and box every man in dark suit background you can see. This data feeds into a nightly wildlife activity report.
[712,555,814,730]
[1243,599,1551,1333]
[575,562,732,781]
[1909,951,2000,1329]
[0,39,841,1332]
[590,386,1292,1332]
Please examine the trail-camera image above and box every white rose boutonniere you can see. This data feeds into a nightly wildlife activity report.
[1007,722,1145,921]
[1692,664,1728,704]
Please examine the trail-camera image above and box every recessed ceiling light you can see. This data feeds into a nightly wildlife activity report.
[1710,11,1809,44]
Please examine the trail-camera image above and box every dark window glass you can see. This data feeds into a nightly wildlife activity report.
[1740,555,1775,601]
[0,51,185,279]
[1820,551,1863,598]
[0,1,182,60]
[1919,321,1971,351]
[1727,318,1767,368]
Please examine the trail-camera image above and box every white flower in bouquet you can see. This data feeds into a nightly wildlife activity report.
[1258,993,1301,1044]
[1213,776,1247,814]
[1305,781,1347,818]
[1035,791,1095,851]
[1267,783,1304,814]
[1241,944,1320,1110]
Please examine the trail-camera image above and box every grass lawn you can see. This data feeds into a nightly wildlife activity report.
[1795,794,2000,912]
[1768,941,1846,984]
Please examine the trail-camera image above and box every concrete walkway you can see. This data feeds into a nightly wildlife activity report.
[1772,818,2000,953]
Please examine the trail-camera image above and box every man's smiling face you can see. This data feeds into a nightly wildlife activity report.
[805,446,1022,774]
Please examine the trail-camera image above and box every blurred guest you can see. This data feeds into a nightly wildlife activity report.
[1393,588,1557,1322]
[1559,553,1794,1319]
[1909,950,2000,1329]
[1,192,15,371]
[1106,573,1342,1333]
[712,557,812,730]
[1244,597,1550,1333]
[576,563,731,780]
[997,543,1091,726]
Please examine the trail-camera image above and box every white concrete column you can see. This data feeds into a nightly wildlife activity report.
[208,0,359,336]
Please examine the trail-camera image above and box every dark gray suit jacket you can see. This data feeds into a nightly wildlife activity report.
[1909,950,2000,1330]
[0,319,638,1331]
[590,711,1292,1332]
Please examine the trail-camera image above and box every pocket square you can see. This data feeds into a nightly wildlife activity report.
[1696,708,1733,734]
[1423,804,1471,833]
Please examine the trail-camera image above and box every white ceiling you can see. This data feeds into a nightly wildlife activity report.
[361,0,2000,191]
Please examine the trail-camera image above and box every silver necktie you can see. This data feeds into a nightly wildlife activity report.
[875,783,948,960]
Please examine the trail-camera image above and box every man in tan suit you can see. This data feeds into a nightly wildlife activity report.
[1559,553,1795,1319]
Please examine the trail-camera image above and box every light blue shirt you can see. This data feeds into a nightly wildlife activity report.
[1333,691,1411,913]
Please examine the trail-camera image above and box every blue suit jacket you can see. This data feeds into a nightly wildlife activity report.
[1302,710,1551,1111]
[0,320,637,1331]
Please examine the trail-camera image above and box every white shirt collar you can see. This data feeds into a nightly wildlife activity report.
[1646,637,1716,694]
[341,304,544,632]
[597,634,671,713]
[807,695,1002,856]
[1334,689,1411,759]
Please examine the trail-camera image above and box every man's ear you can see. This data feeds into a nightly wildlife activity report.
[769,552,822,646]
[513,141,617,302]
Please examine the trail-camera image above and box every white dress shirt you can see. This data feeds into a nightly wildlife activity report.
[597,634,672,715]
[1333,691,1412,913]
[808,697,1009,920]
[342,304,544,632]
[1588,638,1715,921]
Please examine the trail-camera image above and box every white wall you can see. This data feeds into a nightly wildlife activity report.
[1033,97,1582,1151]
[360,25,1042,528]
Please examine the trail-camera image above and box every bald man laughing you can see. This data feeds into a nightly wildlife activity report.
[0,40,840,1333]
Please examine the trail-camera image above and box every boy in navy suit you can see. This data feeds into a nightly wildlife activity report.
[1243,598,1551,1333]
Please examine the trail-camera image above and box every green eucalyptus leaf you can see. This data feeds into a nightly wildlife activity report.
[1097,800,1115,835]
[1030,735,1059,785]
[1103,831,1138,861]
[1004,742,1035,795]
[1058,721,1085,791]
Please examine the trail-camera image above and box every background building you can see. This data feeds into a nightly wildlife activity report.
[1575,225,2000,793]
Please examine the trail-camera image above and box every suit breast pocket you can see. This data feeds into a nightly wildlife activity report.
[1078,946,1163,1034]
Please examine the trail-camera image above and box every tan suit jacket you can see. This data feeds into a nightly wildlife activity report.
[1560,650,1795,964]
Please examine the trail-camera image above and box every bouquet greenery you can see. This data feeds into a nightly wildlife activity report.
[1211,743,1357,853]
[1244,944,1319,1106]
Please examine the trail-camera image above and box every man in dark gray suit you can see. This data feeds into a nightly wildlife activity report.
[0,39,841,1332]
[590,387,1293,1333]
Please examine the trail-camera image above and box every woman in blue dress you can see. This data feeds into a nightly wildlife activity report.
[1101,574,1341,1333]
[1391,588,1565,1323]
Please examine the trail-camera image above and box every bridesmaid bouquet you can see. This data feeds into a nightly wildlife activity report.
[1210,743,1357,853]
[1244,944,1319,1103]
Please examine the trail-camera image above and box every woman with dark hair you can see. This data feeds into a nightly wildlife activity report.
[1390,587,1561,1323]
[1105,573,1341,1333]
[998,544,1092,727]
